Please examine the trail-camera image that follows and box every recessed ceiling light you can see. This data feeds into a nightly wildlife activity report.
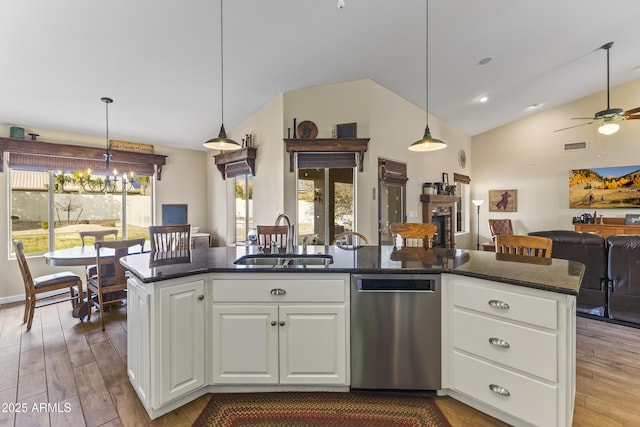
[528,103,543,109]
[479,96,489,103]
[478,57,493,66]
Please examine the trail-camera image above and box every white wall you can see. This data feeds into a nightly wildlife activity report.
[471,79,640,243]
[1,123,208,301]
[207,94,284,246]
[209,79,473,247]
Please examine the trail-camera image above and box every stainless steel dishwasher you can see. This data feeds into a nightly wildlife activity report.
[350,273,441,390]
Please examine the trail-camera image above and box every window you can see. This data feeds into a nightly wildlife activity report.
[10,170,153,255]
[234,174,253,244]
[2,137,165,255]
[454,173,471,234]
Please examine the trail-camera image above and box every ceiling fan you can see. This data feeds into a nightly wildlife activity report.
[555,42,640,134]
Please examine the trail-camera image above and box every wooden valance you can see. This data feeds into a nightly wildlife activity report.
[453,173,470,184]
[0,137,167,179]
[214,147,256,180]
[284,138,369,172]
[378,158,408,185]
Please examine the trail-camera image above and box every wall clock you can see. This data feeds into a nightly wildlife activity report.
[458,149,467,169]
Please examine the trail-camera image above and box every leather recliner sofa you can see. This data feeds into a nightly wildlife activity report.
[528,230,607,316]
[529,231,640,323]
[607,235,640,324]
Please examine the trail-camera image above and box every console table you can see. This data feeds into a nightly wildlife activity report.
[574,217,640,239]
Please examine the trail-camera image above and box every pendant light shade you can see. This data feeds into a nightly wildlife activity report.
[409,0,446,152]
[408,125,446,152]
[203,0,241,151]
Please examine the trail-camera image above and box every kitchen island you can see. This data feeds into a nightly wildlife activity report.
[121,246,582,426]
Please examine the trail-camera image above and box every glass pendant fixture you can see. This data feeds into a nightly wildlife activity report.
[203,0,241,151]
[409,0,446,152]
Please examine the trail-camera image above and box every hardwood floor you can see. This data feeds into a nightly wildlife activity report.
[0,302,639,426]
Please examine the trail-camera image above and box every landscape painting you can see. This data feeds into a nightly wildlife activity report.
[569,165,640,208]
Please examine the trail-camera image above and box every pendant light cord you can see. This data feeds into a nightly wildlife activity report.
[425,0,429,125]
[220,0,225,125]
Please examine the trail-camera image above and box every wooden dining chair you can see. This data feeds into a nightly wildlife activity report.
[333,231,369,248]
[495,234,552,258]
[256,225,288,253]
[12,240,83,331]
[149,224,191,252]
[79,229,119,246]
[488,219,513,241]
[87,238,145,330]
[390,223,438,249]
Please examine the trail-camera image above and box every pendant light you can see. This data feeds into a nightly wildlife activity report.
[102,97,114,173]
[203,0,241,151]
[408,0,446,152]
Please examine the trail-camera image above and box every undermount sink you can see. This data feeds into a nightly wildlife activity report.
[234,253,334,267]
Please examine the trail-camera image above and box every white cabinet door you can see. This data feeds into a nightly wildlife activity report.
[279,305,346,385]
[127,279,151,406]
[211,305,279,384]
[158,279,206,405]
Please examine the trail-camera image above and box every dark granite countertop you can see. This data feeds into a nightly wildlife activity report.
[120,245,583,295]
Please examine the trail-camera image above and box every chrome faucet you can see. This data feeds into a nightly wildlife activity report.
[302,236,308,254]
[275,213,294,254]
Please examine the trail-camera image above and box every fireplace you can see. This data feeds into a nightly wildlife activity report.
[431,215,446,248]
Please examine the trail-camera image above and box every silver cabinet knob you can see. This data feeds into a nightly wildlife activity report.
[488,337,510,348]
[489,384,510,396]
[270,321,277,326]
[279,321,285,326]
[488,299,510,309]
[198,295,205,301]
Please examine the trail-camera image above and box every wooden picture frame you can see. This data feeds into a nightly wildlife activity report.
[489,189,517,212]
[336,123,357,138]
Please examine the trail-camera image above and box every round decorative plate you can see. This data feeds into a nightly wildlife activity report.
[458,149,467,169]
[297,120,318,139]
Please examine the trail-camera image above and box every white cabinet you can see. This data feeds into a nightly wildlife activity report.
[211,274,348,386]
[127,275,207,418]
[441,274,576,427]
[158,279,206,404]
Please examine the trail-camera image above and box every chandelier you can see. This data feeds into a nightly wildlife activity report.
[74,97,134,193]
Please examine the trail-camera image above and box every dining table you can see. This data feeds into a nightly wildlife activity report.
[43,242,151,266]
[43,243,150,318]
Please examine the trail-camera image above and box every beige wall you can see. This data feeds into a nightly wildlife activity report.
[209,79,472,247]
[0,124,208,301]
[471,79,640,242]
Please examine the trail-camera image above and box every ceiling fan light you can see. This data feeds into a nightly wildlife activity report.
[203,124,242,150]
[408,126,447,152]
[598,122,620,136]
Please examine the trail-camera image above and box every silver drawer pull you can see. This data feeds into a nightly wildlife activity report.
[488,337,510,348]
[270,288,286,296]
[488,299,510,309]
[489,384,510,396]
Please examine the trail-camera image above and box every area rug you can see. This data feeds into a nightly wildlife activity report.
[192,392,450,427]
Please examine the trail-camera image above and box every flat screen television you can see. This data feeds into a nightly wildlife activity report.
[162,204,188,225]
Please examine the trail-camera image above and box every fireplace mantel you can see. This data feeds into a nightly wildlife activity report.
[420,194,459,248]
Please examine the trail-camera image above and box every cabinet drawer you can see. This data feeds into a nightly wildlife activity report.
[453,280,557,330]
[191,236,210,249]
[453,309,557,382]
[453,351,557,427]
[212,279,345,303]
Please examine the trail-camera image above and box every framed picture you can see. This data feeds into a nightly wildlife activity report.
[489,189,517,212]
[569,165,640,208]
[162,204,188,225]
[336,123,357,138]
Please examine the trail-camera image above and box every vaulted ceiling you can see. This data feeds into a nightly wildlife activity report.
[2,0,640,151]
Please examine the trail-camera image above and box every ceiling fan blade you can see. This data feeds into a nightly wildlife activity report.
[623,106,640,116]
[570,117,597,120]
[625,115,640,120]
[554,121,595,132]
